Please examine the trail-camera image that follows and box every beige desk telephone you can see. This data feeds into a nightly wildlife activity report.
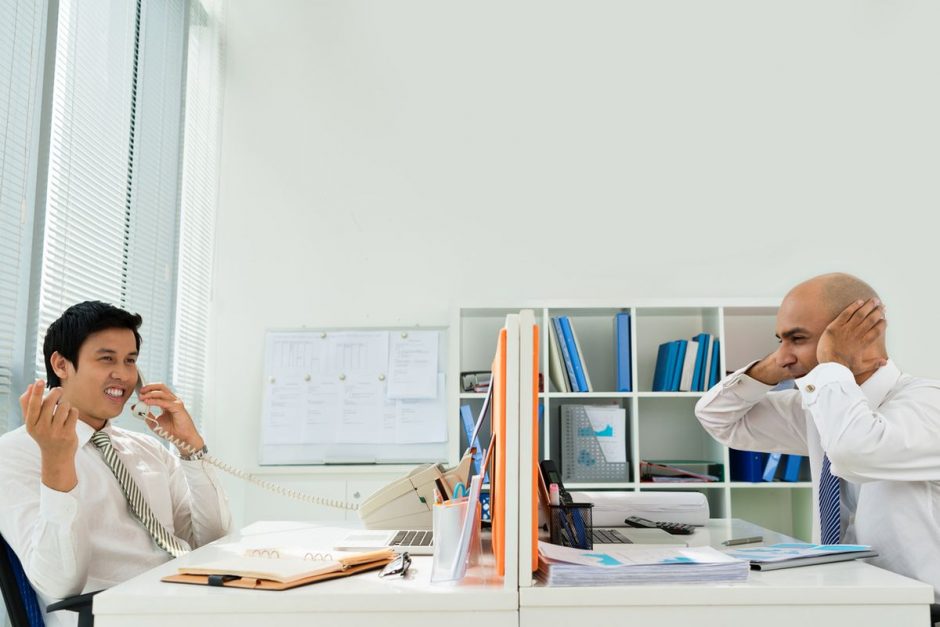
[130,372,473,526]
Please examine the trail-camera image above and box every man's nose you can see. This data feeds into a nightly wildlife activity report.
[776,348,797,368]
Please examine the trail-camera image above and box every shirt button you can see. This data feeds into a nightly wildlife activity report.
[806,384,816,393]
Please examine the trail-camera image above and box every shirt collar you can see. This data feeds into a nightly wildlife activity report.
[77,419,117,448]
[860,359,901,408]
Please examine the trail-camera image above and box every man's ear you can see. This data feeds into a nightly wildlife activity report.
[50,351,72,381]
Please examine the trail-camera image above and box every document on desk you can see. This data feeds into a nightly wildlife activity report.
[537,541,749,586]
[387,331,438,399]
[723,543,877,571]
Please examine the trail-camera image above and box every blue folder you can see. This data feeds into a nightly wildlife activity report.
[559,316,588,393]
[615,312,632,392]
[730,448,769,482]
[652,342,671,391]
[669,340,687,392]
[691,333,709,391]
[762,452,783,482]
[783,454,804,482]
[552,317,579,392]
[708,339,721,388]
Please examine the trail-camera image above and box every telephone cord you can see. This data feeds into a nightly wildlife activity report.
[140,412,359,511]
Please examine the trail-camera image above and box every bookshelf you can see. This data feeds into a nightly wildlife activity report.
[456,301,813,542]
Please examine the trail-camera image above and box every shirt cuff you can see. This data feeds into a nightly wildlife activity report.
[39,483,79,523]
[796,362,855,404]
[721,360,774,402]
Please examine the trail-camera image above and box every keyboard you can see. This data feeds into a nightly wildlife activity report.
[388,530,434,548]
[592,528,631,544]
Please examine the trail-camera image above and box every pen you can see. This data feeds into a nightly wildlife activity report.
[722,535,763,546]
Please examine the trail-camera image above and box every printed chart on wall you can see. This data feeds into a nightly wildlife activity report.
[259,328,449,465]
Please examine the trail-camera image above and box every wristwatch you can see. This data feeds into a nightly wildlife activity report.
[181,444,208,461]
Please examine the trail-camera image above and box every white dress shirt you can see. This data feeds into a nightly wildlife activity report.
[695,359,940,601]
[0,419,232,627]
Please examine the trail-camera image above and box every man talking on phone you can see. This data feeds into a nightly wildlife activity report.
[695,273,940,607]
[0,301,231,626]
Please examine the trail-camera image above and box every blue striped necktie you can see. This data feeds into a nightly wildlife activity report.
[91,431,188,557]
[819,454,841,545]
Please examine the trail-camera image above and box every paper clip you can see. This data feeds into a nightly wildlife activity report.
[452,482,469,499]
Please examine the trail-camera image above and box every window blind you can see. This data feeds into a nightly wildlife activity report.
[36,0,188,427]
[173,0,224,424]
[0,0,46,430]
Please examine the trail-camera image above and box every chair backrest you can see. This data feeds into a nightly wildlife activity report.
[0,533,44,627]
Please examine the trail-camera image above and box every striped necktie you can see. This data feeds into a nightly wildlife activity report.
[90,431,189,558]
[819,454,841,545]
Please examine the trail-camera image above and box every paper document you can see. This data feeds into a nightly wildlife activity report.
[724,543,877,570]
[585,405,627,463]
[387,331,439,399]
[325,331,389,377]
[537,541,749,586]
[396,374,447,443]
[335,376,384,443]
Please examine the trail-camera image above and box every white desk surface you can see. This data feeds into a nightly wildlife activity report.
[93,521,516,627]
[521,519,935,627]
[93,519,934,627]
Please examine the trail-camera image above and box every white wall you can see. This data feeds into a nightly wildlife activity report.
[209,0,940,526]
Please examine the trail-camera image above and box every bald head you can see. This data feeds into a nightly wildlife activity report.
[787,273,880,322]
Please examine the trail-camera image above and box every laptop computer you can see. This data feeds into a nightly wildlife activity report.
[336,529,436,555]
[335,526,685,556]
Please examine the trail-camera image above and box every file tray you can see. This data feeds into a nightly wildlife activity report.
[561,404,630,482]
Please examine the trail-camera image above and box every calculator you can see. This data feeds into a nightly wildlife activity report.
[624,516,696,535]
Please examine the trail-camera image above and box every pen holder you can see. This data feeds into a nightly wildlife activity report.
[548,503,593,550]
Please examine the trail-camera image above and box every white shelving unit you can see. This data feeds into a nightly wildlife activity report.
[456,301,813,541]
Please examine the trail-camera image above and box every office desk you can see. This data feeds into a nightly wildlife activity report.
[92,521,517,627]
[521,519,934,627]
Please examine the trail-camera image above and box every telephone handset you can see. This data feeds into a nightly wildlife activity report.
[129,373,359,511]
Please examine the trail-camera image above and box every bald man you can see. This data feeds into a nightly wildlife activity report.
[696,273,940,604]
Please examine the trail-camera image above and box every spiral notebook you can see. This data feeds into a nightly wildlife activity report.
[162,547,396,590]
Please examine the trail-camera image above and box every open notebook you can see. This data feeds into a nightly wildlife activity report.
[162,548,396,590]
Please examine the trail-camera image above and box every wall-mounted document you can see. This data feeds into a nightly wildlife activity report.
[259,328,448,465]
[387,331,439,399]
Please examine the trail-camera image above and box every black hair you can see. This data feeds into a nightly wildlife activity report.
[43,301,143,388]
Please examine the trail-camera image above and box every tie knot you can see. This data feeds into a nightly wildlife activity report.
[91,431,112,450]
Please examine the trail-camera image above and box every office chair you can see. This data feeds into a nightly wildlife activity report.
[0,533,99,627]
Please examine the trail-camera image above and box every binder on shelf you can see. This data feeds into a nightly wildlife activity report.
[708,339,721,388]
[614,312,632,392]
[729,448,769,482]
[568,320,593,392]
[558,316,589,393]
[678,339,698,392]
[552,317,580,392]
[762,452,783,482]
[691,333,710,392]
[652,342,671,392]
[669,340,687,392]
[782,454,804,482]
[547,321,570,393]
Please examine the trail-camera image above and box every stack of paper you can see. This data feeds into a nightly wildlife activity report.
[536,541,749,586]
[723,543,877,571]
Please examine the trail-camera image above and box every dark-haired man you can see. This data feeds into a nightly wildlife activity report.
[695,273,940,604]
[0,301,231,626]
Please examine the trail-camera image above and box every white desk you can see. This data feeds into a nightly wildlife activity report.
[93,519,934,627]
[521,519,935,627]
[92,521,517,627]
